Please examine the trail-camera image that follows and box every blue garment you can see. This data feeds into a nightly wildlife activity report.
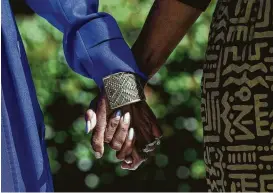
[1,0,147,191]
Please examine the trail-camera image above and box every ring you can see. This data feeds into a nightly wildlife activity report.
[142,136,162,153]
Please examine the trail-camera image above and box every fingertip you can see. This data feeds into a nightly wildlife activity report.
[125,157,133,164]
[121,162,130,170]
[110,141,122,151]
[86,109,95,119]
[94,152,102,159]
[91,146,104,159]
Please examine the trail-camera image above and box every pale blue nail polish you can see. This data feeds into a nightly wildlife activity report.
[116,110,122,117]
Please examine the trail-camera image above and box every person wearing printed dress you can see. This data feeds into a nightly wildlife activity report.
[128,0,273,191]
[94,0,273,191]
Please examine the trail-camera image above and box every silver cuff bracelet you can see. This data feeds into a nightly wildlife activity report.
[103,72,146,109]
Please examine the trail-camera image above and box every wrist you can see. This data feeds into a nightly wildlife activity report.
[103,72,146,109]
[87,38,148,89]
[131,43,163,79]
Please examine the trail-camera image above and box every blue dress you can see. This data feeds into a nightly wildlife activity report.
[1,0,147,191]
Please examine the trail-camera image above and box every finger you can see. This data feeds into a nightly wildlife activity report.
[121,158,145,170]
[124,156,133,164]
[85,109,97,134]
[110,112,130,151]
[121,162,133,170]
[104,110,122,143]
[91,96,107,159]
[121,149,146,170]
[116,127,135,160]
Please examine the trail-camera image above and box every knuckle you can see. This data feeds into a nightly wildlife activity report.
[120,126,128,133]
[95,125,105,132]
[104,128,115,143]
[106,126,115,134]
[110,120,119,128]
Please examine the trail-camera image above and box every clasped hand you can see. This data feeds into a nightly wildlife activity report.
[85,93,162,170]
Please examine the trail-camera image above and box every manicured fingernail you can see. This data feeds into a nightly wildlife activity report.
[128,128,134,140]
[94,152,102,159]
[86,120,91,134]
[123,112,130,124]
[125,159,132,164]
[115,110,121,120]
[90,116,96,129]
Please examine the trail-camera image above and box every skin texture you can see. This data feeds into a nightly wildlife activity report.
[132,0,202,78]
[86,0,203,170]
[86,93,161,166]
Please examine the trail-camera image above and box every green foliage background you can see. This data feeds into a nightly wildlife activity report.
[16,0,216,191]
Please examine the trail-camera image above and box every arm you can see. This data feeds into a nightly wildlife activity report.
[86,0,212,169]
[117,0,212,169]
[132,0,210,78]
[24,0,159,164]
[24,0,148,87]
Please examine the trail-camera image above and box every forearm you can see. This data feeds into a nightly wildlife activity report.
[132,0,203,78]
[25,0,148,88]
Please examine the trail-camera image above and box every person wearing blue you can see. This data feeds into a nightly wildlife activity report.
[2,0,207,191]
[2,0,163,191]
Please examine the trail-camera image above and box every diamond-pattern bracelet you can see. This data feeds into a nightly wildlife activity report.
[103,72,146,109]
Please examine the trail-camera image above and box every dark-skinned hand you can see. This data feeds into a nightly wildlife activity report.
[85,93,162,170]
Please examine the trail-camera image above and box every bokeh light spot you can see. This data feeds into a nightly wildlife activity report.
[155,153,169,168]
[77,159,93,172]
[176,166,190,179]
[184,117,198,132]
[174,116,185,130]
[85,173,100,189]
[190,160,205,179]
[64,150,76,164]
[178,183,191,192]
[184,148,197,162]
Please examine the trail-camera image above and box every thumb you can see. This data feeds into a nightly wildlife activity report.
[91,94,108,158]
[84,95,100,134]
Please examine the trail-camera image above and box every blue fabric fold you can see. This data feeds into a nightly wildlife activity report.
[25,0,148,87]
[2,0,145,191]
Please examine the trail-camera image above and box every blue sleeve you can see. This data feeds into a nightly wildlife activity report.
[24,0,148,87]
